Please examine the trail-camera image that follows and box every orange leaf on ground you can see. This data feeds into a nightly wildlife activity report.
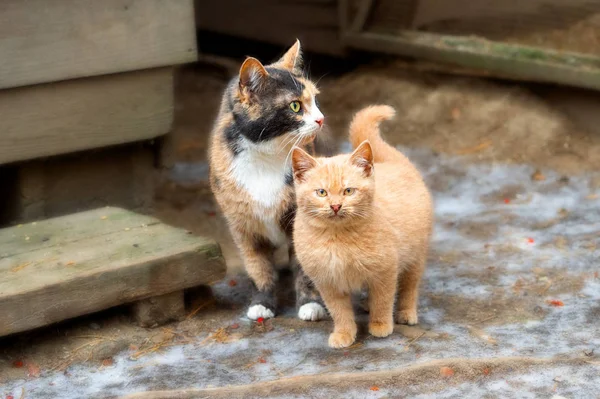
[370,386,380,391]
[27,361,41,378]
[101,358,114,367]
[440,366,455,377]
[451,108,461,120]
[547,299,564,307]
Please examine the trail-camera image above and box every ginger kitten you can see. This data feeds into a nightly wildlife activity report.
[209,41,326,321]
[291,105,433,348]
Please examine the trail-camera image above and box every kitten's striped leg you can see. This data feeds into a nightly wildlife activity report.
[290,247,326,321]
[396,257,425,326]
[236,233,278,320]
[368,268,397,338]
[317,285,356,348]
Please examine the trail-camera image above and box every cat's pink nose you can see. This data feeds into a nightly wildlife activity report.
[330,204,341,214]
[315,117,324,127]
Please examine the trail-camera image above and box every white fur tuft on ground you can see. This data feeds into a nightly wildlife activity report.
[246,304,275,320]
[298,302,327,321]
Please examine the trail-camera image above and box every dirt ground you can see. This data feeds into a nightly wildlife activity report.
[1,57,600,398]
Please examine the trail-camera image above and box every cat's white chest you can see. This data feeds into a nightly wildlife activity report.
[230,151,288,208]
[230,150,289,246]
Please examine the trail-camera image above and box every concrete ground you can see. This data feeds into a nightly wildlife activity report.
[1,58,599,398]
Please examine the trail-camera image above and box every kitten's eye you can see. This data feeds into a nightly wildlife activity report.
[344,188,356,196]
[316,189,328,197]
[290,101,301,113]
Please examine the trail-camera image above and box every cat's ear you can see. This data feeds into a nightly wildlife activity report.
[275,39,303,73]
[349,141,374,177]
[292,147,317,182]
[239,57,269,93]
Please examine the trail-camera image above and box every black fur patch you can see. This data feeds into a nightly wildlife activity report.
[284,170,294,186]
[223,66,309,156]
[252,234,276,254]
[279,205,296,237]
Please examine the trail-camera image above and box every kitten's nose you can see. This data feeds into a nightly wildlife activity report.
[315,117,324,127]
[330,204,341,214]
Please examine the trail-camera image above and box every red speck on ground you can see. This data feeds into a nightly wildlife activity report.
[12,360,23,368]
[7,395,15,399]
[440,366,455,377]
[228,279,237,287]
[547,299,564,307]
[256,317,264,324]
[527,238,535,244]
[503,198,511,204]
[230,323,240,329]
[258,357,267,364]
[206,211,216,217]
[483,367,491,376]
[370,386,380,391]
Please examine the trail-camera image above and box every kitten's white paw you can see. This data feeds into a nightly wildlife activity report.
[247,304,275,320]
[298,302,326,321]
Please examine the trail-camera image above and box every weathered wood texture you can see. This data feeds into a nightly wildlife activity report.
[0,207,226,337]
[0,0,197,90]
[133,291,186,328]
[196,0,344,56]
[0,68,174,165]
[11,144,156,224]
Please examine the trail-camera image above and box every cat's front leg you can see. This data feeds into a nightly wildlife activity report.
[368,268,398,338]
[235,231,278,320]
[318,285,356,348]
[396,256,426,326]
[290,246,327,321]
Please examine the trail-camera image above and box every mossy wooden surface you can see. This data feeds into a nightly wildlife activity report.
[344,30,600,92]
[0,207,226,337]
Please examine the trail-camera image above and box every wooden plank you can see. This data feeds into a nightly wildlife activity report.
[0,68,174,165]
[0,207,226,337]
[196,0,343,56]
[11,144,155,224]
[0,0,197,89]
[343,31,600,92]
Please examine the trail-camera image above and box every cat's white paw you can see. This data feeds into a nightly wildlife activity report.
[298,302,326,321]
[247,304,275,320]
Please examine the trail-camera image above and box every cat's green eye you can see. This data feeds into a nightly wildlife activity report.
[316,189,328,197]
[344,188,356,196]
[290,101,302,113]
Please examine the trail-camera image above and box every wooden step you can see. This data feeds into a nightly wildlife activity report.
[0,67,174,165]
[0,207,226,337]
[0,0,197,90]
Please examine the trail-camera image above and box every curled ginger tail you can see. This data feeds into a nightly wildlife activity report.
[349,105,402,163]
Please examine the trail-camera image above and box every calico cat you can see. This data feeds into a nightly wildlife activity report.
[291,105,433,348]
[209,41,326,321]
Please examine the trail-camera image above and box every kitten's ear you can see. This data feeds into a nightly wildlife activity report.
[292,147,317,182]
[239,57,268,93]
[275,39,303,73]
[349,141,374,177]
